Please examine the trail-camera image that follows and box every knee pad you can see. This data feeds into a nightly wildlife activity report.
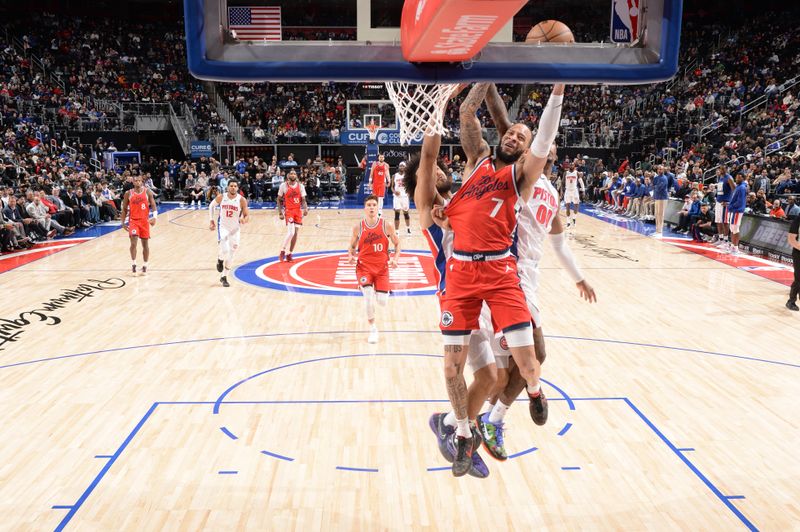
[504,325,534,348]
[375,291,389,306]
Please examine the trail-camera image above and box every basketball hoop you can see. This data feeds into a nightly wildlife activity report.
[385,82,459,146]
[366,122,380,143]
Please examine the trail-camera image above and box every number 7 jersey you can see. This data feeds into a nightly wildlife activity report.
[444,156,522,252]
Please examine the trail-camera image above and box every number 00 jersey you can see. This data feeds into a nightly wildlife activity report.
[444,157,521,254]
[357,218,389,272]
[515,175,559,265]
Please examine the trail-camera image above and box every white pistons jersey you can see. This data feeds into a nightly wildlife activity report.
[564,170,580,193]
[515,175,559,265]
[218,193,242,232]
[393,172,408,197]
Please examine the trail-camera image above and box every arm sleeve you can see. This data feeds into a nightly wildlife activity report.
[549,231,584,283]
[531,93,564,158]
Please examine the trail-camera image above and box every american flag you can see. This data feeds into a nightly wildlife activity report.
[228,6,281,41]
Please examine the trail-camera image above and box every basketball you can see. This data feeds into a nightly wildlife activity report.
[526,20,575,44]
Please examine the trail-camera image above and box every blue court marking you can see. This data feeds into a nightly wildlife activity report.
[561,466,581,471]
[219,426,238,440]
[426,466,450,472]
[623,398,756,531]
[234,249,438,297]
[725,495,746,500]
[212,353,574,469]
[260,449,295,462]
[51,506,73,510]
[212,353,442,414]
[93,455,113,459]
[218,470,238,475]
[336,466,379,473]
[54,402,159,532]
[557,423,573,436]
[6,329,797,372]
[508,447,539,459]
[53,397,756,531]
[677,448,695,452]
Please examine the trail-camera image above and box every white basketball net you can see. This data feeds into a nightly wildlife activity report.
[385,82,459,146]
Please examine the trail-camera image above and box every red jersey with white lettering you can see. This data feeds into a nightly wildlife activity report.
[444,156,520,253]
[356,218,390,292]
[357,218,389,271]
[280,182,306,225]
[371,162,389,196]
[127,188,151,239]
[129,189,150,222]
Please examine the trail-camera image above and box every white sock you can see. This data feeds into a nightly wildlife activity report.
[489,400,510,424]
[443,410,457,428]
[131,260,136,267]
[527,382,541,396]
[455,418,471,438]
[481,400,494,415]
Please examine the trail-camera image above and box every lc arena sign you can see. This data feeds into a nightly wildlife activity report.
[234,250,438,296]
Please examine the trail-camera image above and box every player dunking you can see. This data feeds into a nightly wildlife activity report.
[563,161,585,227]
[432,82,564,477]
[120,174,157,275]
[370,154,390,214]
[403,85,498,478]
[348,194,400,343]
[209,180,250,287]
[392,161,411,235]
[277,169,308,262]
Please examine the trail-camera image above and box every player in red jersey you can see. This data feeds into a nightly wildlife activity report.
[370,154,390,214]
[432,82,565,476]
[348,194,400,344]
[277,169,308,262]
[120,175,157,275]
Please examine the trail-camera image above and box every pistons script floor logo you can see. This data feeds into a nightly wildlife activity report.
[235,250,438,296]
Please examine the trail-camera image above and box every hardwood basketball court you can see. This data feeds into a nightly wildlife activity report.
[1,206,797,530]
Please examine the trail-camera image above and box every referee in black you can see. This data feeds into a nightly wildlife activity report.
[787,215,800,311]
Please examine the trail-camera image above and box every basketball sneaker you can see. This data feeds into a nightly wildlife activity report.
[221,276,230,287]
[367,325,378,344]
[477,412,507,461]
[428,413,454,462]
[406,227,411,235]
[286,253,293,262]
[468,451,490,479]
[786,300,799,311]
[447,427,482,477]
[131,264,136,274]
[217,259,224,272]
[279,250,286,262]
[529,389,548,426]
[141,265,147,275]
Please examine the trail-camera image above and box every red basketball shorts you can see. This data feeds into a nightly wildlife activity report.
[285,209,303,225]
[439,257,531,334]
[356,264,389,292]
[128,219,150,239]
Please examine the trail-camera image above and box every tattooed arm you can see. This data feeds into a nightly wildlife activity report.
[459,83,492,169]
[485,84,513,138]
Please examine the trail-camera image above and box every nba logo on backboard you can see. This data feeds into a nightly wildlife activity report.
[610,0,641,44]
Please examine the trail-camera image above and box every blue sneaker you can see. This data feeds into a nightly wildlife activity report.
[468,450,490,478]
[428,413,454,462]
[477,412,508,461]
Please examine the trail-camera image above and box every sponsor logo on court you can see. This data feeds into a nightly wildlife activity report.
[235,250,438,296]
[0,278,126,351]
